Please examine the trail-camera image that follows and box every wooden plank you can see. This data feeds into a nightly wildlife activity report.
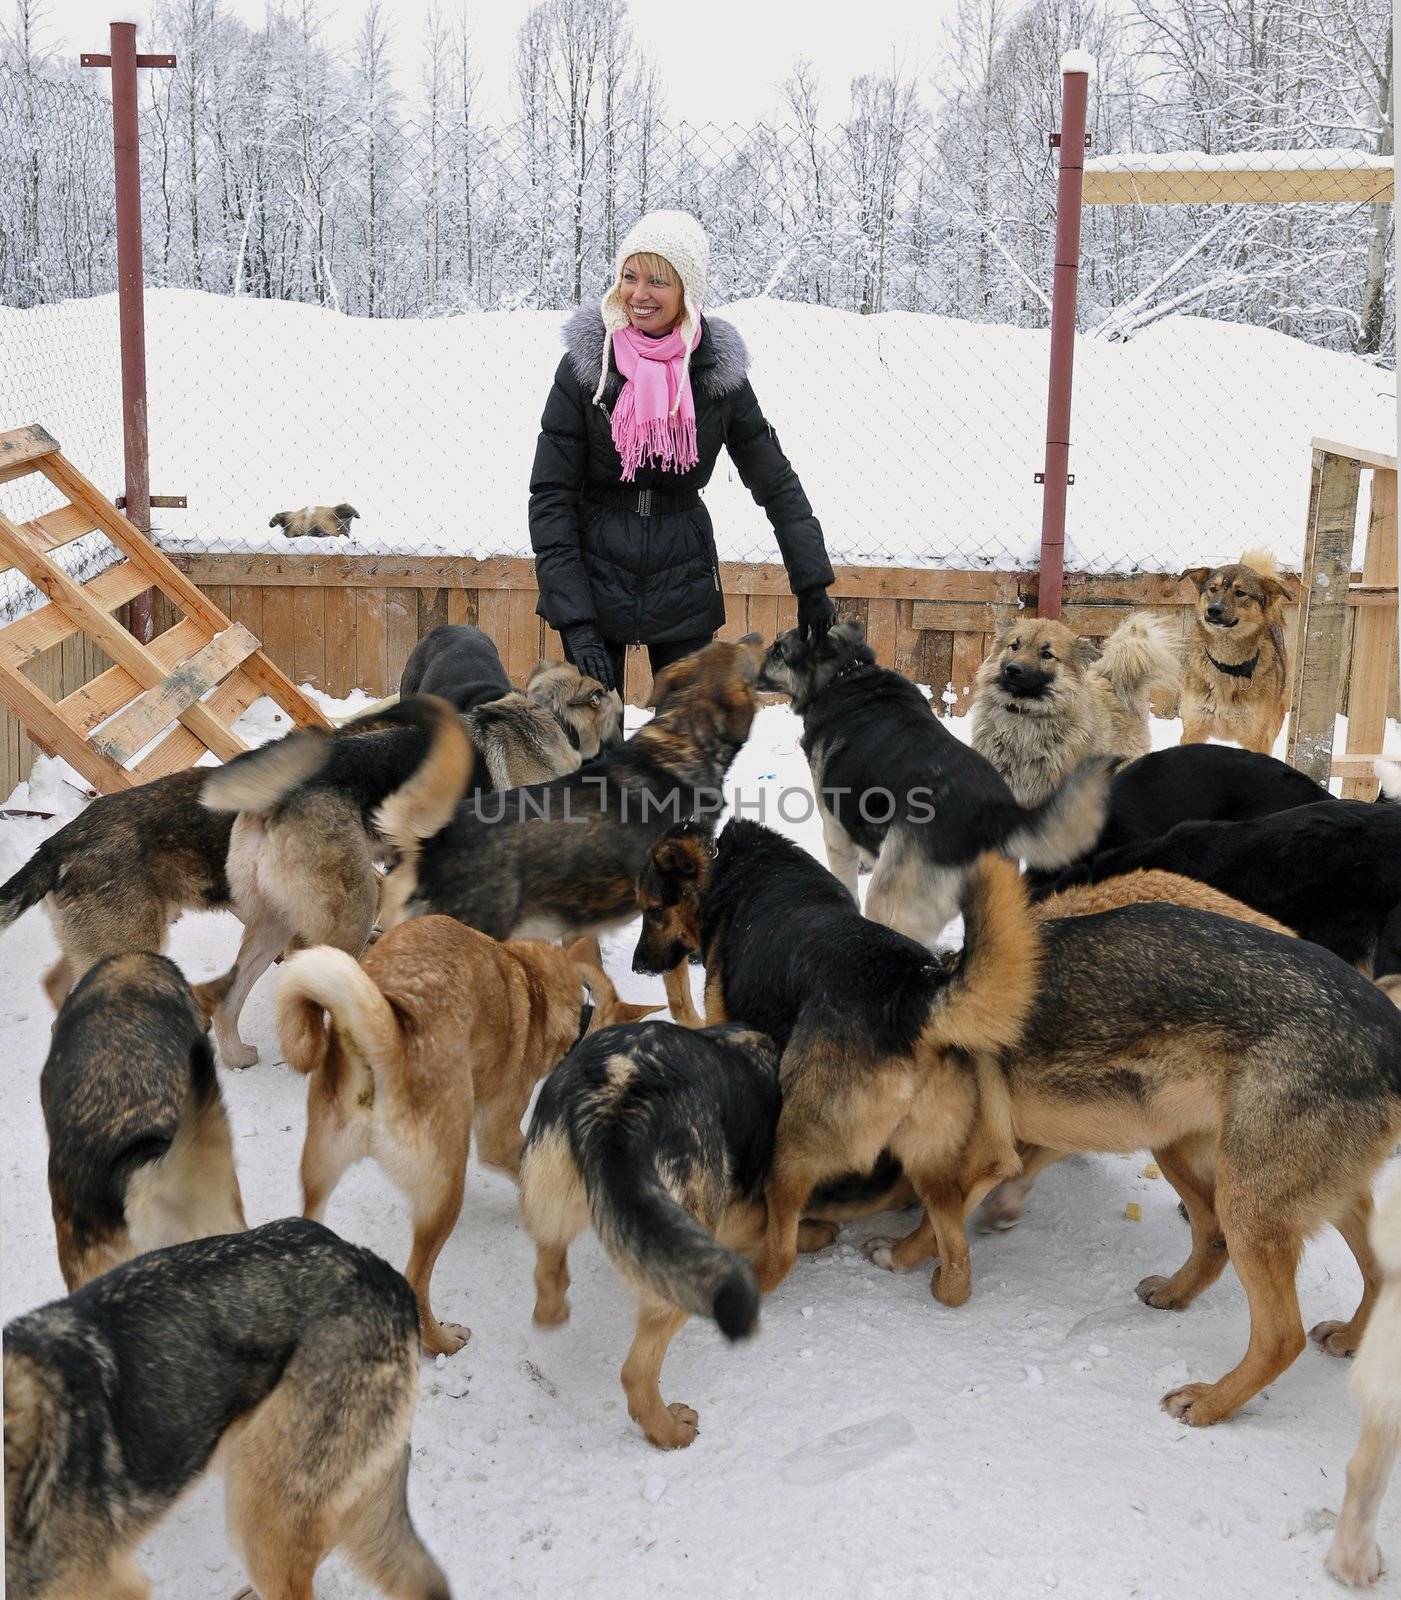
[507,588,541,685]
[865,598,898,668]
[475,589,509,657]
[323,586,358,697]
[23,503,101,553]
[775,593,799,635]
[90,624,260,766]
[293,585,325,690]
[1083,165,1394,207]
[385,589,418,689]
[0,561,152,664]
[747,594,779,647]
[59,664,143,735]
[0,659,135,791]
[419,586,448,639]
[226,585,264,642]
[918,632,955,706]
[624,646,649,707]
[0,424,60,479]
[911,600,1020,633]
[1342,469,1398,799]
[892,599,920,680]
[1286,450,1363,782]
[132,670,264,781]
[260,587,295,679]
[446,588,475,627]
[1312,438,1398,474]
[356,589,389,696]
[949,632,986,714]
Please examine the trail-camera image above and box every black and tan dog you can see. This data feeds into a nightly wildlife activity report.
[3,1219,449,1600]
[971,612,1178,806]
[1180,550,1294,753]
[755,620,1112,944]
[41,951,247,1291]
[862,897,1401,1427]
[268,502,359,538]
[519,1019,781,1449]
[367,637,766,1026]
[634,819,1038,1300]
[199,694,474,1065]
[277,917,657,1356]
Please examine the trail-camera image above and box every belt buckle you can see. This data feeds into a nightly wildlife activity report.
[637,489,653,517]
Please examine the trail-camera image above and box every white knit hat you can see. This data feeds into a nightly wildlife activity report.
[594,209,710,411]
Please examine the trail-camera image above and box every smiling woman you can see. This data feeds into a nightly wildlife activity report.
[527,209,836,693]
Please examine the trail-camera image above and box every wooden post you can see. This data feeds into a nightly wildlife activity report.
[1286,449,1363,783]
[1340,467,1398,798]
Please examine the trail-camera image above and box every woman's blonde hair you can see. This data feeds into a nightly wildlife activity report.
[621,251,679,287]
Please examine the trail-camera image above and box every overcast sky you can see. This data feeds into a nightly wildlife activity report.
[40,0,963,122]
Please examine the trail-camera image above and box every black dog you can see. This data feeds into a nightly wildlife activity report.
[756,619,1112,944]
[1035,798,1401,971]
[519,1019,780,1449]
[399,624,513,713]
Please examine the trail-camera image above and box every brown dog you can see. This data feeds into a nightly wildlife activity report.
[269,502,359,538]
[276,916,660,1356]
[972,613,1179,806]
[1180,551,1294,753]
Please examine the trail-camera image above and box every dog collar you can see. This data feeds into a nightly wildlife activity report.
[575,984,595,1045]
[1206,649,1259,679]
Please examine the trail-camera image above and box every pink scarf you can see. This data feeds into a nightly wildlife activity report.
[609,322,702,481]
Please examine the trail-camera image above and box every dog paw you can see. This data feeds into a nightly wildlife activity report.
[1160,1382,1226,1426]
[1310,1319,1360,1359]
[1136,1274,1189,1311]
[645,1402,699,1450]
[863,1237,906,1272]
[533,1300,570,1328]
[797,1219,839,1254]
[977,1186,1025,1232]
[930,1262,971,1307]
[1327,1534,1384,1588]
[220,1041,259,1070]
[423,1322,471,1356]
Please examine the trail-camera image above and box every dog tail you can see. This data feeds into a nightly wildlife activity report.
[276,947,404,1092]
[0,842,59,932]
[200,728,331,814]
[588,1151,759,1340]
[1002,753,1116,871]
[1374,758,1401,802]
[921,852,1041,1055]
[371,695,476,856]
[1094,613,1179,709]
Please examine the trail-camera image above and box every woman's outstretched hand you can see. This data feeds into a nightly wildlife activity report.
[797,587,836,644]
[562,622,618,691]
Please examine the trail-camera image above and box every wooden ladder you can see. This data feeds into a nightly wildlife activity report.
[0,423,330,793]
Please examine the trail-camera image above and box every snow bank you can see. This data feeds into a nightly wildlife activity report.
[1087,148,1395,174]
[2,290,1393,587]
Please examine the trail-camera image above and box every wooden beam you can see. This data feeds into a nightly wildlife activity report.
[0,424,60,479]
[1286,449,1363,782]
[1312,438,1398,473]
[1341,469,1398,799]
[0,658,135,791]
[1084,165,1394,207]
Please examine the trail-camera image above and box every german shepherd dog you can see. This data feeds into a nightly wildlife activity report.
[1180,550,1295,753]
[971,613,1179,806]
[41,951,246,1292]
[198,695,473,1066]
[865,898,1401,1426]
[633,819,1039,1300]
[1032,798,1401,971]
[1328,1173,1401,1587]
[276,917,658,1356]
[268,502,359,538]
[370,637,766,1027]
[519,1019,782,1449]
[400,625,622,791]
[754,620,1113,944]
[3,1219,449,1600]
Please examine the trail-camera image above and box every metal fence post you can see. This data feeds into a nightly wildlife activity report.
[1037,54,1092,621]
[82,24,174,644]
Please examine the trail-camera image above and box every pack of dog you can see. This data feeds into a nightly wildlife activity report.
[4,1219,450,1600]
[970,612,1179,806]
[276,915,657,1355]
[755,620,1114,943]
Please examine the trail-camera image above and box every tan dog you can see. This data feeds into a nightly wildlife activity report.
[1328,1169,1401,1587]
[527,660,625,756]
[971,613,1179,806]
[1180,550,1294,753]
[269,502,359,538]
[276,915,660,1356]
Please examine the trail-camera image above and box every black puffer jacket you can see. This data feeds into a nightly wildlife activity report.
[529,308,835,645]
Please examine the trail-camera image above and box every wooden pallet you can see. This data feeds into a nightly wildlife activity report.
[0,423,330,793]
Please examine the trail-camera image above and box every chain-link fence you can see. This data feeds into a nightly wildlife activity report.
[1,58,1394,592]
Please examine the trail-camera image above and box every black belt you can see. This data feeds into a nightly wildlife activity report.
[584,486,702,518]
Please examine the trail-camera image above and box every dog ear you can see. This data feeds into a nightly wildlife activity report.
[647,658,689,709]
[618,999,665,1022]
[567,688,605,709]
[734,632,766,682]
[1259,572,1297,606]
[831,617,866,647]
[269,512,289,529]
[1071,633,1100,668]
[333,503,359,521]
[1179,566,1213,592]
[992,614,1019,645]
[653,836,700,881]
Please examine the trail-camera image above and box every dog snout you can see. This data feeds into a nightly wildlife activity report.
[1205,602,1227,623]
[997,661,1049,696]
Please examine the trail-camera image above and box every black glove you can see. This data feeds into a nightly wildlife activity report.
[562,622,617,692]
[797,586,836,643]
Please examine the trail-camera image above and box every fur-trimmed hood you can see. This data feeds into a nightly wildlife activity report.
[563,306,750,403]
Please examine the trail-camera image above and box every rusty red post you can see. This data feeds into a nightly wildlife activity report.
[83,25,174,644]
[1037,54,1092,621]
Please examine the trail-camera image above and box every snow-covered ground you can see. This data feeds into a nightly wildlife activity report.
[1,292,1392,603]
[1,689,1396,1599]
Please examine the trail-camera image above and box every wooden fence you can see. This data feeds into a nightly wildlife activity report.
[6,548,1392,802]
